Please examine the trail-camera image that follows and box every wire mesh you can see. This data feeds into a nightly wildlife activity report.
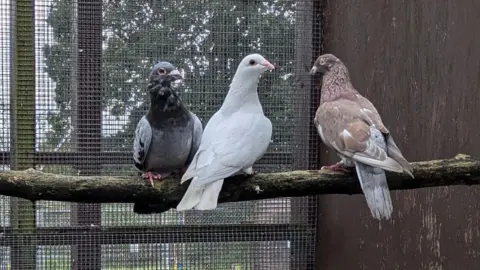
[0,0,319,269]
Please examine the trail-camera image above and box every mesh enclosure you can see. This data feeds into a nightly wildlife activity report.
[0,0,321,269]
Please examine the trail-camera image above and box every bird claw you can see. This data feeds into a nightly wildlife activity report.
[321,163,350,173]
[142,172,164,187]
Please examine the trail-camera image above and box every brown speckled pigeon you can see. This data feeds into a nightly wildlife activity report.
[310,54,414,220]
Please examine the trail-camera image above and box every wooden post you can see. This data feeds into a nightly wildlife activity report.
[71,0,102,269]
[9,0,37,269]
[292,0,321,268]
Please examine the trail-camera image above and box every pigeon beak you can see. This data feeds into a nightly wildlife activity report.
[261,60,275,70]
[309,66,318,75]
[169,69,183,81]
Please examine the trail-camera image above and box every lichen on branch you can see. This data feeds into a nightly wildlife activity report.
[0,154,478,214]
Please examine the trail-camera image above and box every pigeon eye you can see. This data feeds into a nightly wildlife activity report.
[248,59,256,66]
[158,68,166,74]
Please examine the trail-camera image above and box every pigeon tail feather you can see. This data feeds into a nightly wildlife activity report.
[176,179,224,211]
[181,168,197,184]
[176,177,203,211]
[195,180,224,210]
[355,161,393,220]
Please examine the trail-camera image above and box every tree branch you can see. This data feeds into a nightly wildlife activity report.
[0,154,478,214]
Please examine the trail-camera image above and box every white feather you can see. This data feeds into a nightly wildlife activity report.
[195,180,224,210]
[176,54,274,211]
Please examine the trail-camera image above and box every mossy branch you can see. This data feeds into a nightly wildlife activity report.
[0,154,478,214]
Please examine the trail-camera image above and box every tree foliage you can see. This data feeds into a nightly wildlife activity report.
[43,0,297,160]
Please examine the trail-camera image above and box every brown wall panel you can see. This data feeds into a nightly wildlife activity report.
[316,0,480,269]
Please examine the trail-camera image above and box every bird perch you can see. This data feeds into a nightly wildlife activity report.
[0,154,478,214]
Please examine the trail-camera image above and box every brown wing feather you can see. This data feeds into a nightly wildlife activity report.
[355,94,389,133]
[315,99,405,173]
[316,99,372,152]
[338,121,370,153]
[356,94,413,177]
[385,135,414,177]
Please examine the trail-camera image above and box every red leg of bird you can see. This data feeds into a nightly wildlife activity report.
[321,162,350,173]
[142,171,165,187]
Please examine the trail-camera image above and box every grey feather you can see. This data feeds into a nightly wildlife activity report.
[352,126,393,220]
[187,112,203,165]
[133,116,152,171]
[133,61,203,214]
[385,135,414,178]
[139,116,196,176]
[355,162,393,220]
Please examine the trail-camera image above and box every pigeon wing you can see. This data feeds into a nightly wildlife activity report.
[132,115,153,171]
[316,101,403,173]
[185,112,272,188]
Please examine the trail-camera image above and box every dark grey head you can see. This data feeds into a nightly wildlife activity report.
[309,54,342,75]
[149,61,183,82]
[147,61,184,108]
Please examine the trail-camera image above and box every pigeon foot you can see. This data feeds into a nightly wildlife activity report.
[321,163,350,173]
[142,171,166,187]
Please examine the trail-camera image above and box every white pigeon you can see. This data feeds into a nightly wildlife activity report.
[176,53,275,211]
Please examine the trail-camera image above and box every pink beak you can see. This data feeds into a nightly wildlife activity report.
[262,60,275,70]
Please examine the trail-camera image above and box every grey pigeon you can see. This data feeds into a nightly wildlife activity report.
[309,54,414,220]
[133,61,203,189]
[176,53,275,211]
